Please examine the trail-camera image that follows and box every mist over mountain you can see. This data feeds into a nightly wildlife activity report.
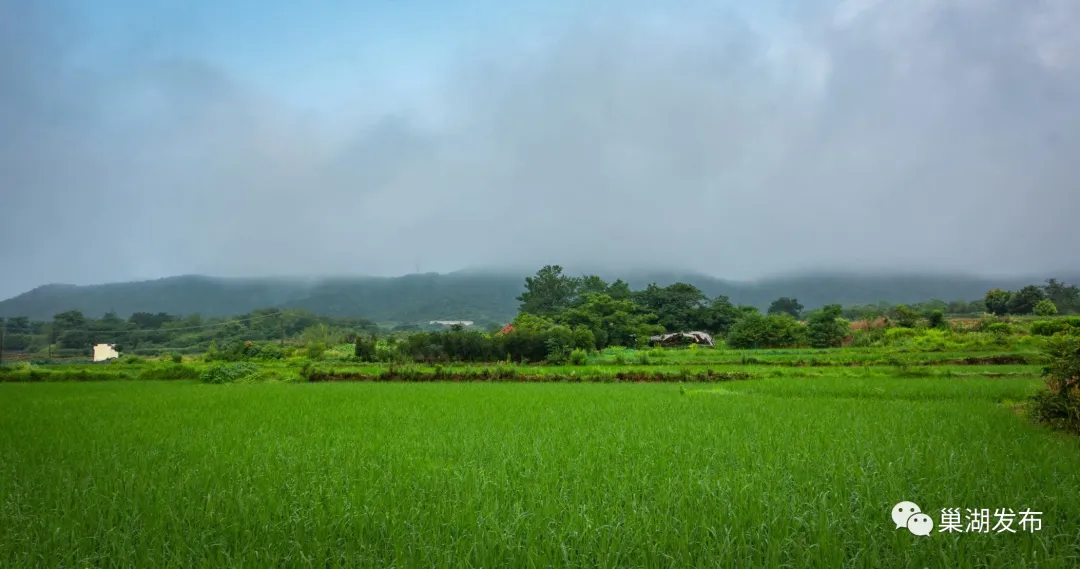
[1,269,1072,324]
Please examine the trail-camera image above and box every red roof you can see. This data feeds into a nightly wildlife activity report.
[497,324,514,335]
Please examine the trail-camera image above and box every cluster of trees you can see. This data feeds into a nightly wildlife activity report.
[0,309,378,356]
[357,266,856,362]
[983,279,1079,316]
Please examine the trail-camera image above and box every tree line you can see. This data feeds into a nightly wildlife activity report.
[351,266,1080,364]
[0,309,378,357]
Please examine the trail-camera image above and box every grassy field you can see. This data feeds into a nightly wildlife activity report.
[2,374,1078,568]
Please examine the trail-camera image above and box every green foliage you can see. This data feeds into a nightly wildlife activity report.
[726,313,806,349]
[984,289,1011,316]
[354,335,377,362]
[1044,279,1080,314]
[516,265,581,317]
[170,353,183,364]
[138,363,200,380]
[885,327,917,342]
[926,309,946,329]
[632,283,709,332]
[305,343,327,360]
[568,349,588,366]
[1031,318,1080,337]
[807,305,850,348]
[1007,285,1046,315]
[1030,335,1080,434]
[889,305,920,328]
[766,297,803,319]
[1034,299,1058,316]
[555,293,663,350]
[571,326,596,351]
[984,323,1013,336]
[198,362,259,384]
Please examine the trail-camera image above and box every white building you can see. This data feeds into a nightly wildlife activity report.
[93,343,120,362]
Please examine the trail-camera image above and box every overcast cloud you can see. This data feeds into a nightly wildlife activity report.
[2,0,1079,299]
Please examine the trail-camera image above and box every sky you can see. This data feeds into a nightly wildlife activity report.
[2,0,1079,299]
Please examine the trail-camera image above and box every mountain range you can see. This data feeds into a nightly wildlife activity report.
[2,269,1074,324]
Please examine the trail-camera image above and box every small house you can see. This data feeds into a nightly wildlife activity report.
[93,343,120,362]
[648,331,715,347]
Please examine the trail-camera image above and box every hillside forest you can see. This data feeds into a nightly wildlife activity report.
[1,266,1077,363]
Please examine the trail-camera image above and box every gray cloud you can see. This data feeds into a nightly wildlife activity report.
[2,0,1079,299]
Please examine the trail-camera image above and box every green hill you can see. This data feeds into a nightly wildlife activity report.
[0,270,1072,323]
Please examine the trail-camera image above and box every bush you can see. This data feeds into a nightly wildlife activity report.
[807,305,849,348]
[1034,299,1058,316]
[984,322,1013,336]
[926,310,946,329]
[170,353,183,364]
[1031,320,1069,336]
[305,342,327,360]
[199,362,259,384]
[908,329,949,352]
[727,313,806,349]
[569,349,588,366]
[1029,336,1080,434]
[571,327,597,351]
[884,327,917,343]
[355,335,377,362]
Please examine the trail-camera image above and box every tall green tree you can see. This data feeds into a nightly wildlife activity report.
[516,265,581,317]
[807,304,850,348]
[1007,285,1046,315]
[767,297,803,319]
[556,293,663,349]
[700,295,744,336]
[632,282,709,332]
[1043,279,1079,313]
[984,289,1011,316]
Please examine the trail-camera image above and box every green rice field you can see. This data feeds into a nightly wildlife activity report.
[2,369,1079,567]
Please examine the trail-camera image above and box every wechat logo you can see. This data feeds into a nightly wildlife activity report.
[892,501,934,536]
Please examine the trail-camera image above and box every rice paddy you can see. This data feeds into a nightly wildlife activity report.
[2,364,1079,567]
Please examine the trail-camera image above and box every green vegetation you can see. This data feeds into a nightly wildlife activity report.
[2,377,1078,567]
[3,267,1080,566]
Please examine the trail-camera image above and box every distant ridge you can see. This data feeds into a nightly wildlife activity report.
[0,270,1075,323]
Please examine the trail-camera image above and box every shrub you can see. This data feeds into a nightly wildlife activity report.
[727,313,806,349]
[170,353,183,364]
[884,327,917,343]
[1031,320,1068,336]
[355,335,377,362]
[569,349,588,366]
[305,342,327,360]
[984,322,1013,336]
[908,329,949,352]
[1034,299,1059,316]
[250,344,285,360]
[1029,335,1080,434]
[199,362,259,384]
[926,310,947,329]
